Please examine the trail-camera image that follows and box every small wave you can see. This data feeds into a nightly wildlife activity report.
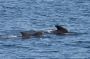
[1,44,30,49]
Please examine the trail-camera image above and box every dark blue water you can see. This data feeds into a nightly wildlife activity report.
[0,0,90,59]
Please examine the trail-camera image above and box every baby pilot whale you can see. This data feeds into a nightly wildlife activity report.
[20,25,69,39]
[20,30,43,39]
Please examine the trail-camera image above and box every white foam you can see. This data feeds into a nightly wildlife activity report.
[0,35,18,39]
[7,35,17,38]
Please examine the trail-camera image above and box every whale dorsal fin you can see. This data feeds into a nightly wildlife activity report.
[55,25,68,33]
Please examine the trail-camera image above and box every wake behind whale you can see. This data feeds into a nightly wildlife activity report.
[0,35,19,39]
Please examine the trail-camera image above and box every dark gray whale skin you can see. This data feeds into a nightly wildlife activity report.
[20,30,43,39]
[20,25,69,39]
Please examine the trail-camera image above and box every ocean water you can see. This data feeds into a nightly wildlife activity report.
[0,0,90,59]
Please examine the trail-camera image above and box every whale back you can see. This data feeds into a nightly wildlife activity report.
[55,25,68,33]
[20,30,43,39]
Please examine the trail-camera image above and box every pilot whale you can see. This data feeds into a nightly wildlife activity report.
[20,25,69,39]
[20,30,43,39]
[50,25,68,35]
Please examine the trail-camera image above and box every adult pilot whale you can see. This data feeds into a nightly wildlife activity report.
[20,25,69,39]
[51,25,68,35]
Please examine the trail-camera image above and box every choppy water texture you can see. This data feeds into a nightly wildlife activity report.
[0,0,90,59]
